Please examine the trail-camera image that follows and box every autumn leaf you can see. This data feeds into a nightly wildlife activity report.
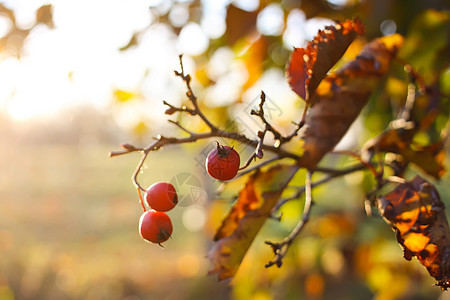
[240,36,267,91]
[377,176,450,290]
[36,4,54,28]
[363,127,446,179]
[286,18,364,102]
[208,164,299,281]
[225,4,259,46]
[297,34,404,170]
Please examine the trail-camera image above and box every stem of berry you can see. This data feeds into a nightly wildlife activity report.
[137,187,146,212]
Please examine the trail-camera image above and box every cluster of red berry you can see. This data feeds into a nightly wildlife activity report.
[138,143,240,245]
[139,182,178,244]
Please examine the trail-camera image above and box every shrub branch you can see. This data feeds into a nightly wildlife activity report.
[110,55,301,192]
[265,170,314,268]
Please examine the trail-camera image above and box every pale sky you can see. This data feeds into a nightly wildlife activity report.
[1,0,178,122]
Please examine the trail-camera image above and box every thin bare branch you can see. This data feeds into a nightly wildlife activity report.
[174,54,216,130]
[281,104,309,142]
[168,119,195,135]
[163,100,196,116]
[239,129,267,171]
[109,143,144,157]
[265,170,314,268]
[112,54,302,202]
[251,91,284,141]
[273,163,367,212]
[235,156,283,178]
[251,91,307,145]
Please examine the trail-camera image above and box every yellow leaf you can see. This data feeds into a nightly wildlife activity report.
[378,177,450,289]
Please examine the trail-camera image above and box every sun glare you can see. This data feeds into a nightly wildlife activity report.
[0,0,172,122]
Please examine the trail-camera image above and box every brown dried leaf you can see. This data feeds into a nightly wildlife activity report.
[363,128,446,179]
[36,4,54,28]
[377,176,450,290]
[286,18,364,101]
[208,164,299,281]
[225,4,258,46]
[297,34,404,170]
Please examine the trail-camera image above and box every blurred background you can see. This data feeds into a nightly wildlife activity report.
[0,0,449,299]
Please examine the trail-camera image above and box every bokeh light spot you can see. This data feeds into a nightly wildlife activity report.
[256,4,284,36]
[182,205,206,232]
[380,19,397,36]
[177,22,209,56]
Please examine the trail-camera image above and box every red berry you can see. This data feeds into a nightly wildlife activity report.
[139,210,173,244]
[145,182,178,212]
[206,143,240,181]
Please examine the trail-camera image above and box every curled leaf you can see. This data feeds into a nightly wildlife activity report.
[363,127,446,179]
[208,164,299,281]
[287,18,364,101]
[377,176,450,289]
[297,34,404,170]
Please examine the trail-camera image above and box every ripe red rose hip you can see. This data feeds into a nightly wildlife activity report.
[145,182,178,212]
[206,143,240,181]
[139,210,173,244]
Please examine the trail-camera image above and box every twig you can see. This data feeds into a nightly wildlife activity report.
[272,163,367,213]
[124,129,300,192]
[132,148,151,192]
[239,129,267,170]
[251,92,284,141]
[235,156,282,178]
[168,119,195,135]
[174,54,216,130]
[265,170,314,268]
[163,100,196,116]
[401,82,416,122]
[109,143,144,157]
[331,150,379,180]
[137,187,146,212]
[251,91,307,145]
[239,90,307,171]
[112,55,302,192]
[281,104,309,142]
